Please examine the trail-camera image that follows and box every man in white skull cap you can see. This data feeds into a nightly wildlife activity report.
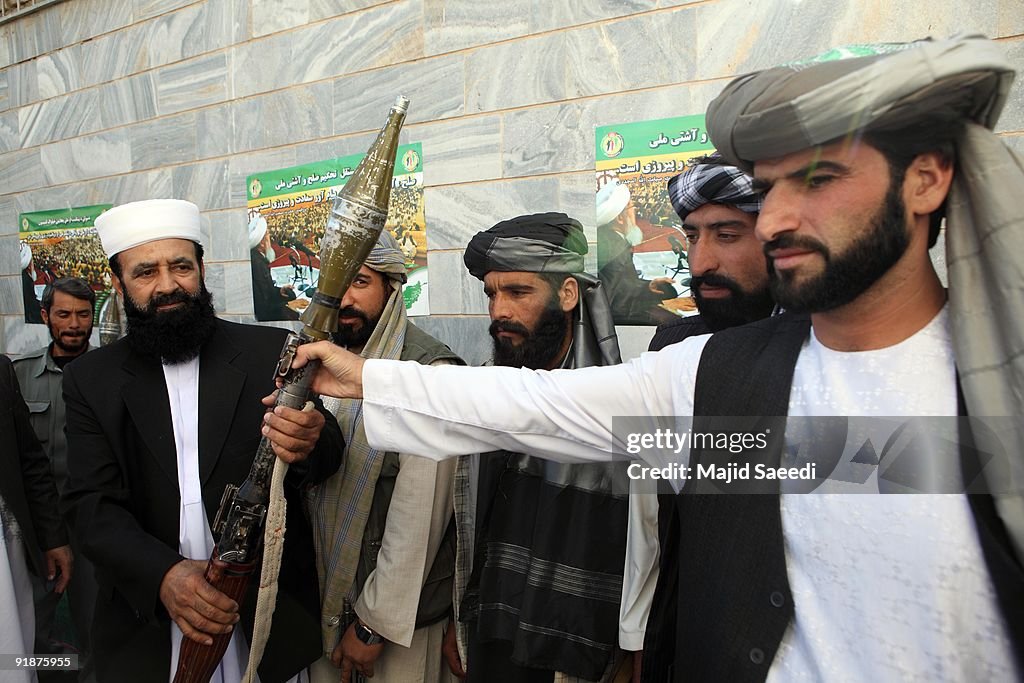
[248,215,299,321]
[20,241,45,324]
[595,180,677,325]
[62,198,343,683]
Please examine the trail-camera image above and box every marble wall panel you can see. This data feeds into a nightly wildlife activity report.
[135,0,200,22]
[290,129,394,167]
[98,73,158,130]
[501,82,698,178]
[424,177,561,250]
[79,24,150,90]
[227,0,251,44]
[333,54,464,134]
[156,52,230,116]
[86,172,154,206]
[0,70,8,113]
[0,26,11,70]
[0,234,17,270]
[309,0,394,22]
[0,275,21,316]
[227,147,298,206]
[694,0,999,82]
[60,0,136,45]
[231,34,296,99]
[426,250,488,314]
[9,9,62,65]
[424,0,532,56]
[997,0,1024,36]
[147,168,174,198]
[13,182,89,218]
[466,33,565,113]
[996,39,1024,133]
[203,261,227,312]
[0,111,16,154]
[8,62,39,111]
[129,111,198,170]
[530,0,658,33]
[234,81,334,154]
[148,2,231,68]
[40,131,133,186]
[413,314,493,366]
[20,89,103,148]
[204,208,249,262]
[172,159,232,211]
[557,172,598,241]
[0,198,15,237]
[565,10,696,98]
[251,0,311,37]
[36,45,81,99]
[412,115,502,186]
[0,149,44,195]
[221,261,255,314]
[197,104,234,158]
[289,0,425,86]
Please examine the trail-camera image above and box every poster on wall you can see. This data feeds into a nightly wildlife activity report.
[246,143,427,321]
[595,114,715,326]
[18,204,113,324]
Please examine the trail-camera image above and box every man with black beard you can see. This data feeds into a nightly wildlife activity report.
[441,214,628,683]
[61,199,343,683]
[14,277,96,677]
[307,231,462,683]
[620,155,774,681]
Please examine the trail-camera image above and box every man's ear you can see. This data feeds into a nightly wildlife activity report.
[111,274,124,297]
[40,307,50,326]
[558,276,579,313]
[903,151,954,219]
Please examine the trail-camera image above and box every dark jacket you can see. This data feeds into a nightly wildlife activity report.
[0,354,66,578]
[597,225,674,325]
[61,319,343,682]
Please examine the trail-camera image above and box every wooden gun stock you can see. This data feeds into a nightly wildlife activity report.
[172,557,258,683]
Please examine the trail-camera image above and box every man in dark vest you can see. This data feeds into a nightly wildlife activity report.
[621,154,774,680]
[308,230,463,683]
[442,214,627,683]
[277,35,1023,682]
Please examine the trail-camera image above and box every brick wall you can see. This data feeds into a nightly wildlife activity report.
[2,0,1022,362]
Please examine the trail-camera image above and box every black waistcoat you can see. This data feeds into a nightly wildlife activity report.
[642,313,1024,682]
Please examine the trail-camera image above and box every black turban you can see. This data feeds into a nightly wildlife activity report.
[463,212,588,281]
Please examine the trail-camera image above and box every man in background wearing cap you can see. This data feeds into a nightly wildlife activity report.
[620,154,774,680]
[14,277,98,677]
[281,35,1024,682]
[309,230,461,683]
[595,181,678,325]
[61,199,343,683]
[439,214,627,683]
[249,215,300,322]
[20,242,46,324]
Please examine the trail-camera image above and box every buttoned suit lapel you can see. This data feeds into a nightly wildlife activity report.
[121,351,178,485]
[197,322,246,485]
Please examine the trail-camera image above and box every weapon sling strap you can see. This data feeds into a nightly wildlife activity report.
[242,449,292,681]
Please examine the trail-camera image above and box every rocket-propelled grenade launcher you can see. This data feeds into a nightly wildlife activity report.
[173,96,409,683]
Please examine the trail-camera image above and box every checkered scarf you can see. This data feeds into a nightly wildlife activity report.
[306,282,407,653]
[666,155,762,222]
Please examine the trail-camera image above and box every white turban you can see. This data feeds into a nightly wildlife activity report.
[19,241,32,270]
[95,199,203,258]
[596,180,630,227]
[248,215,268,250]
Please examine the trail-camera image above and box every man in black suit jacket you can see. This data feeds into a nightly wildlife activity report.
[61,199,343,682]
[1,354,72,657]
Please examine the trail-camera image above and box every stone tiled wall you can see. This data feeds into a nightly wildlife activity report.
[1,0,1022,364]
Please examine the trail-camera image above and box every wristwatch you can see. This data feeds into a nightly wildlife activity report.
[354,621,384,645]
